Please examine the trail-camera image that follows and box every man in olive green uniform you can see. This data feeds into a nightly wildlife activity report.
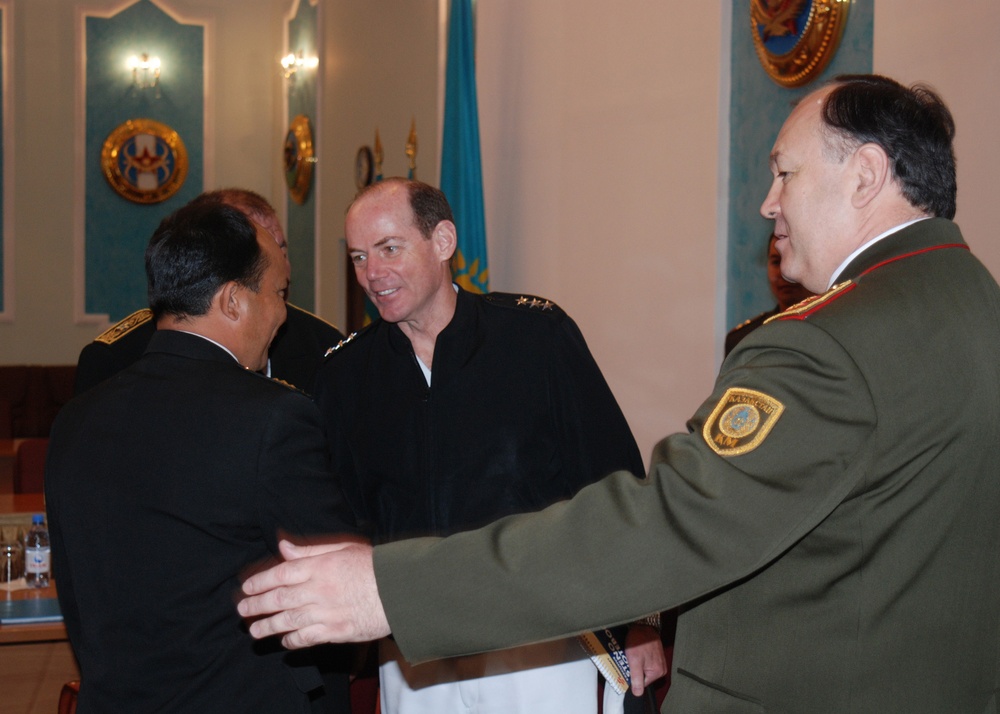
[240,75,1000,713]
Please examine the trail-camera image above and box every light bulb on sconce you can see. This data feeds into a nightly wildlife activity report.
[127,53,161,97]
[280,50,319,81]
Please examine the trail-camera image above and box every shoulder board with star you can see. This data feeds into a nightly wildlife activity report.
[482,292,565,315]
[94,308,153,345]
[246,369,310,396]
[764,280,856,324]
[323,331,361,358]
[269,376,309,395]
[733,316,755,330]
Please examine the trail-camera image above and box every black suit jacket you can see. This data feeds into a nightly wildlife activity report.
[74,303,344,395]
[47,330,355,713]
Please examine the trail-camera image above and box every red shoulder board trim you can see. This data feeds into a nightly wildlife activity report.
[765,243,969,323]
[857,243,968,278]
[765,281,856,323]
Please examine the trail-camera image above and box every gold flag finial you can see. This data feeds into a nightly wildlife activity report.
[405,117,418,179]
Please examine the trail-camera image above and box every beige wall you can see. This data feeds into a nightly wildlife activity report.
[874,0,1000,279]
[314,0,441,328]
[476,2,1000,462]
[1,1,998,467]
[476,2,723,462]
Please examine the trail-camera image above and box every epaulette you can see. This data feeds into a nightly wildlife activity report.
[94,309,153,345]
[323,331,359,358]
[482,292,563,314]
[269,376,308,395]
[247,370,309,396]
[764,280,855,324]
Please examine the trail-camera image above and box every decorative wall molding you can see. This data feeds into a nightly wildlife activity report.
[73,0,212,325]
[283,0,320,311]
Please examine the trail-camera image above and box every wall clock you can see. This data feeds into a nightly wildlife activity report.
[355,145,374,189]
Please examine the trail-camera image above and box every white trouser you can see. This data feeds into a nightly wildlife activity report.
[379,637,625,714]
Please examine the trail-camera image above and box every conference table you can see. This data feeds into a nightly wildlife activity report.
[0,492,79,714]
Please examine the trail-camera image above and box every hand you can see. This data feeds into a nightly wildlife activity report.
[238,539,390,649]
[625,624,667,696]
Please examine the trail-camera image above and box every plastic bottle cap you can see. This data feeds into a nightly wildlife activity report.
[31,514,44,524]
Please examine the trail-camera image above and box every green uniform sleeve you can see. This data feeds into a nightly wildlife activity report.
[374,319,878,663]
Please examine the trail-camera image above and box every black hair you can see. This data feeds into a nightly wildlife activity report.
[822,74,957,219]
[145,202,267,320]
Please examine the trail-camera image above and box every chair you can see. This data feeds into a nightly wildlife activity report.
[13,437,48,493]
[57,680,79,714]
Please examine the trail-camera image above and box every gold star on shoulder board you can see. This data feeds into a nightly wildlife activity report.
[516,296,530,306]
[324,332,357,357]
[541,300,553,310]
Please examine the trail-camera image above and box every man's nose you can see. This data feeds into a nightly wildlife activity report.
[760,182,780,219]
[365,254,387,281]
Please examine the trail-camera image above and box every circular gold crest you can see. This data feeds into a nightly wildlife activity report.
[750,0,851,88]
[101,119,188,204]
[283,114,315,205]
[719,404,761,439]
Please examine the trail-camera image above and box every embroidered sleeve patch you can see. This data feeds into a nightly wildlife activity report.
[702,387,785,457]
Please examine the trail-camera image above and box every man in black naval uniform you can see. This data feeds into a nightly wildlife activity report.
[310,178,666,713]
[47,201,356,712]
[240,75,1000,713]
[74,188,342,395]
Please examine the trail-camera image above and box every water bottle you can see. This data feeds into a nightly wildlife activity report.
[24,514,51,588]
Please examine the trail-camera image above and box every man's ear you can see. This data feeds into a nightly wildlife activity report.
[217,282,242,322]
[431,220,458,262]
[852,143,891,209]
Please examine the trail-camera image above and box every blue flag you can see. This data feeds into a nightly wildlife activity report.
[440,0,489,293]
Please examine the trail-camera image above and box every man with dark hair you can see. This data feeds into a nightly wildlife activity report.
[46,201,355,712]
[74,188,343,394]
[311,177,664,713]
[241,75,1000,712]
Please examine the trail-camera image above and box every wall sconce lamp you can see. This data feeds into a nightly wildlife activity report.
[127,53,161,96]
[280,50,319,81]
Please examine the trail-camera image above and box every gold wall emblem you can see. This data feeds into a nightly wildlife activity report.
[284,114,315,205]
[704,387,785,456]
[101,119,188,204]
[750,0,851,88]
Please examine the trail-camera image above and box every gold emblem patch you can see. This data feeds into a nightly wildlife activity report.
[703,387,784,457]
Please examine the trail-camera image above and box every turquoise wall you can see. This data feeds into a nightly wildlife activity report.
[727,0,872,329]
[286,0,318,312]
[85,0,204,320]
